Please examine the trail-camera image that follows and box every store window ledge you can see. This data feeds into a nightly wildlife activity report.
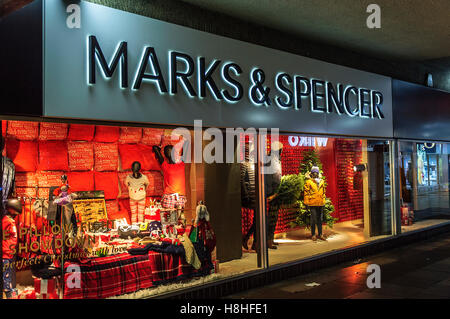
[153,221,450,299]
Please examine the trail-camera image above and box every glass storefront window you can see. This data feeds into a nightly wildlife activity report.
[255,135,393,266]
[399,141,450,232]
[1,120,260,299]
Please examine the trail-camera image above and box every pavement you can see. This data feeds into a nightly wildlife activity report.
[227,231,450,299]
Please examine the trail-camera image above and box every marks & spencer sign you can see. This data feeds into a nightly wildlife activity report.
[44,1,393,137]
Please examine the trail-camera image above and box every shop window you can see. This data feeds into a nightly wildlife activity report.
[399,142,450,232]
[1,120,259,299]
[245,135,393,267]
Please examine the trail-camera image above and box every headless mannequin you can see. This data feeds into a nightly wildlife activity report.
[242,143,283,251]
[126,161,148,224]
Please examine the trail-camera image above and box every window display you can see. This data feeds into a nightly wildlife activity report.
[1,120,260,299]
[399,142,450,231]
[240,135,393,266]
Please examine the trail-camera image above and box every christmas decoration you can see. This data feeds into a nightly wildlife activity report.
[292,148,337,229]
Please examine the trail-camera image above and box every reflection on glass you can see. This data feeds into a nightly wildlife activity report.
[1,120,260,299]
[262,135,393,267]
[399,142,450,232]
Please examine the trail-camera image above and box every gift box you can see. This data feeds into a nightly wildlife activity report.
[18,287,37,299]
[34,277,59,299]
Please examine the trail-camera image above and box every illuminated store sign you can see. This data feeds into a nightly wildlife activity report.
[288,136,328,147]
[88,35,384,119]
[43,1,393,137]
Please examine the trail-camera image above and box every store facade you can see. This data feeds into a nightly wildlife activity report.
[0,1,448,299]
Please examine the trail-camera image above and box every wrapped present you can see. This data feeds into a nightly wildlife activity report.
[18,287,36,299]
[34,277,59,299]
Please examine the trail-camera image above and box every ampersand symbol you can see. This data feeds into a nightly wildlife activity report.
[249,68,271,106]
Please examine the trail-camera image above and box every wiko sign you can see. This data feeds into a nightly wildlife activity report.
[88,35,384,119]
[44,1,393,137]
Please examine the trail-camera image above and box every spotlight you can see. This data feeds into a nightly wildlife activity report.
[353,164,366,172]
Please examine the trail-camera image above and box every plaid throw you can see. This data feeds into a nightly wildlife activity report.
[148,250,212,286]
[63,252,154,299]
[161,193,187,209]
[63,250,212,299]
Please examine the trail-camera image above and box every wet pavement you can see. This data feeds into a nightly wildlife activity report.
[227,232,450,299]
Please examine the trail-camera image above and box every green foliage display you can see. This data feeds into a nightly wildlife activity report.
[299,149,322,175]
[272,174,305,208]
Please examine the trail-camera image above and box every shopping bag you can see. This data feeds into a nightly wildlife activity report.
[189,226,198,243]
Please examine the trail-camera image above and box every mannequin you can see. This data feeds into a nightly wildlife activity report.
[304,166,326,241]
[126,161,149,224]
[2,198,22,299]
[265,141,283,249]
[1,136,16,210]
[242,141,283,250]
[191,200,216,253]
[153,143,188,210]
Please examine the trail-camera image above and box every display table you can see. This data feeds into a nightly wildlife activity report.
[63,249,213,299]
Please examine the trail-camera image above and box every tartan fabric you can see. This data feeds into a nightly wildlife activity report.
[161,194,187,209]
[63,252,154,299]
[63,250,212,299]
[147,250,213,286]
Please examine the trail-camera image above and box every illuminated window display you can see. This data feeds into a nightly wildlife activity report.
[1,120,260,299]
[241,135,393,266]
[399,142,450,231]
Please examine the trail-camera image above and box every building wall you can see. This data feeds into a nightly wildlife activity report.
[87,0,450,93]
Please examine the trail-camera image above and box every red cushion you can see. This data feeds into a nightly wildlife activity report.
[118,199,132,224]
[6,139,38,172]
[141,128,163,146]
[161,132,185,160]
[7,121,39,140]
[94,171,119,200]
[118,144,143,171]
[143,171,164,196]
[15,172,37,187]
[68,141,94,171]
[119,127,142,144]
[139,145,161,171]
[94,143,118,171]
[38,123,68,140]
[118,172,130,199]
[105,200,131,224]
[35,171,65,187]
[38,141,68,171]
[94,126,120,143]
[2,120,7,137]
[67,124,95,141]
[105,199,119,215]
[67,171,94,192]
